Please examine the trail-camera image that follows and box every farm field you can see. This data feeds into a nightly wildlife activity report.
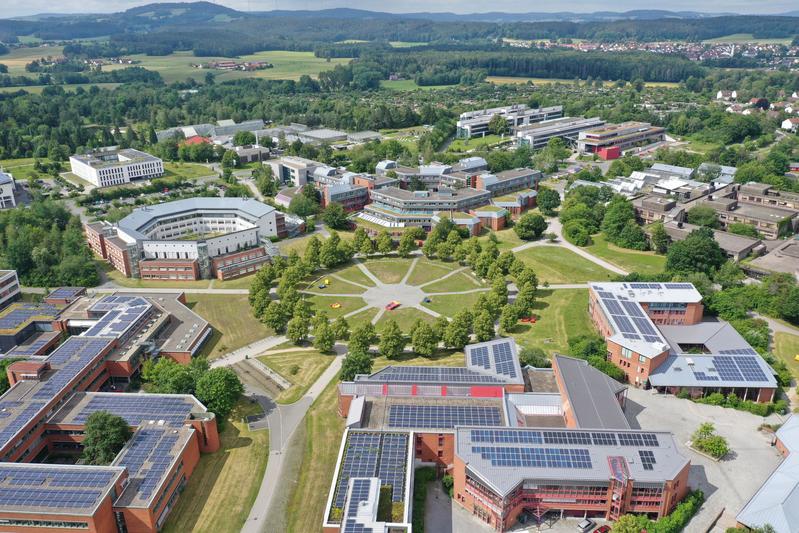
[161,401,268,533]
[507,288,594,356]
[380,79,453,91]
[486,76,680,88]
[1,45,65,75]
[584,234,666,275]
[703,33,793,45]
[0,83,121,94]
[101,51,351,83]
[514,246,615,284]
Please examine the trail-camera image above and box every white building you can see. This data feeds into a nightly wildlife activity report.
[0,172,16,209]
[0,270,20,309]
[782,118,799,132]
[69,147,164,188]
[456,104,563,138]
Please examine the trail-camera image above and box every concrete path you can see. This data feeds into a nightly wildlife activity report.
[209,335,288,369]
[751,311,799,338]
[240,344,345,533]
[416,265,470,288]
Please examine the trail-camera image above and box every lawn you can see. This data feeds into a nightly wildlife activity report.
[330,262,376,287]
[306,273,368,294]
[774,332,799,378]
[102,51,351,84]
[388,41,428,48]
[422,271,483,293]
[507,289,594,356]
[161,401,268,533]
[210,275,256,290]
[305,294,367,318]
[584,234,665,275]
[448,134,511,152]
[362,258,412,284]
[422,291,487,317]
[405,259,459,286]
[514,246,615,284]
[377,307,436,332]
[479,227,525,252]
[258,347,336,404]
[186,294,273,359]
[345,307,380,329]
[163,162,215,180]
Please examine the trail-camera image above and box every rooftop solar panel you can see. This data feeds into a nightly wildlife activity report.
[365,366,507,384]
[472,446,593,469]
[387,405,502,429]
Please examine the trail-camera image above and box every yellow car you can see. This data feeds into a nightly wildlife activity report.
[330,303,342,309]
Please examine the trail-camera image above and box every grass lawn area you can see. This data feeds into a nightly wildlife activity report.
[258,347,336,404]
[163,162,215,180]
[479,227,525,252]
[448,134,510,152]
[285,379,345,533]
[362,258,412,284]
[682,137,722,154]
[345,307,380,329]
[514,246,614,284]
[422,271,483,293]
[186,294,273,359]
[380,80,453,91]
[422,291,487,317]
[389,41,428,48]
[103,51,351,84]
[210,275,256,290]
[507,289,594,356]
[161,401,268,533]
[584,234,665,275]
[377,307,435,332]
[278,232,355,258]
[100,262,212,289]
[305,294,367,318]
[405,259,458,286]
[306,272,368,294]
[774,332,799,378]
[330,262,376,287]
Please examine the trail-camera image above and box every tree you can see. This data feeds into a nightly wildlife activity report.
[233,131,256,146]
[304,235,321,270]
[289,194,320,217]
[287,314,310,344]
[322,203,349,230]
[379,320,406,359]
[487,113,509,136]
[349,323,376,355]
[313,320,336,352]
[82,411,132,465]
[473,311,495,342]
[650,222,670,254]
[728,222,759,238]
[691,422,729,459]
[397,232,416,257]
[686,205,720,228]
[340,351,373,381]
[411,322,439,356]
[221,149,238,169]
[196,367,244,419]
[359,236,375,256]
[519,346,550,368]
[536,188,560,215]
[353,227,368,252]
[612,514,650,533]
[514,213,548,240]
[332,316,350,340]
[443,310,472,349]
[376,230,393,255]
[499,305,520,333]
[666,228,726,275]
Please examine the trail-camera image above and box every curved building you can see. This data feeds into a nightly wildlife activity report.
[86,198,286,281]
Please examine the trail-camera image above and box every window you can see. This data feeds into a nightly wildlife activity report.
[638,355,647,363]
[621,347,633,359]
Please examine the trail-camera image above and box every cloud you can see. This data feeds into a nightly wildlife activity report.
[2,0,796,17]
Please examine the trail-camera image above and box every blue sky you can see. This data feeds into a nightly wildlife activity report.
[4,0,797,17]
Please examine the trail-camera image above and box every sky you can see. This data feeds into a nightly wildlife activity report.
[3,0,798,17]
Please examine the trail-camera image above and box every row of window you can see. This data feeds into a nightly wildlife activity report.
[0,518,88,529]
[621,347,647,363]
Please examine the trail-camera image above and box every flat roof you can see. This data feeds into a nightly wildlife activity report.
[118,292,210,355]
[0,463,125,516]
[730,202,798,223]
[45,287,86,301]
[360,396,506,432]
[0,303,59,334]
[649,351,777,389]
[456,427,689,497]
[464,338,525,384]
[553,355,629,430]
[48,392,205,427]
[372,186,490,203]
[71,148,160,169]
[658,319,753,354]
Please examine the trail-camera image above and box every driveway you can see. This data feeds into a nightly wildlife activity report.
[623,387,784,532]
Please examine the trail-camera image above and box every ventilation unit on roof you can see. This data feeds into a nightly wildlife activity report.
[686,357,695,366]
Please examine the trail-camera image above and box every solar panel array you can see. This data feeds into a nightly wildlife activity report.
[470,429,660,448]
[7,336,53,357]
[0,402,45,446]
[663,283,694,289]
[469,346,490,369]
[0,467,118,511]
[70,395,195,427]
[115,429,179,501]
[491,341,517,378]
[46,287,84,300]
[84,296,151,339]
[596,290,665,345]
[471,446,593,469]
[366,366,506,384]
[387,405,503,429]
[0,304,58,331]
[692,356,770,384]
[332,432,409,512]
[639,450,657,471]
[32,338,111,401]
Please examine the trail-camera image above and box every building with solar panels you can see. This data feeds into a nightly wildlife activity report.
[0,289,220,532]
[589,282,778,402]
[86,197,287,281]
[0,270,20,310]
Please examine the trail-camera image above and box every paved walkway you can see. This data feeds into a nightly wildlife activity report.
[209,336,288,369]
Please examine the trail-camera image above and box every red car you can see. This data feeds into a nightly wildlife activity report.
[385,301,401,311]
[595,526,612,533]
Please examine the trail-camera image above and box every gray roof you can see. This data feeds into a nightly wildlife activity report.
[0,172,13,186]
[553,355,629,430]
[737,415,799,533]
[648,353,777,389]
[658,320,754,354]
[117,198,276,241]
[455,427,689,497]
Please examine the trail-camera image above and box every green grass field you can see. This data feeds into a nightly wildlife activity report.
[422,271,482,293]
[703,33,793,45]
[404,259,459,286]
[305,294,367,318]
[507,288,594,356]
[480,227,526,252]
[362,258,414,284]
[0,83,122,94]
[258,347,336,404]
[101,51,351,84]
[376,307,436,332]
[485,76,680,88]
[448,134,511,152]
[584,234,666,275]
[1,45,65,76]
[514,246,615,284]
[389,41,428,48]
[380,79,453,91]
[186,294,274,360]
[161,401,268,533]
[163,162,215,180]
[774,332,799,378]
[422,291,487,316]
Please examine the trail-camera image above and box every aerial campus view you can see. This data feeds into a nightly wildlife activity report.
[2,2,799,533]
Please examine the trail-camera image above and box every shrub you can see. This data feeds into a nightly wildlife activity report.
[412,467,436,533]
[442,474,454,497]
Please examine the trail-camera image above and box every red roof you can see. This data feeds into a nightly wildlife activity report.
[182,135,210,146]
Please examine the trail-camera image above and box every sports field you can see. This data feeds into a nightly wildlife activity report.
[101,51,352,84]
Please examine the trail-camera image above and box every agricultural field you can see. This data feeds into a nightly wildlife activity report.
[101,51,352,84]
[0,83,121,94]
[702,33,794,45]
[380,79,453,91]
[486,76,679,88]
[1,45,65,76]
[161,401,268,533]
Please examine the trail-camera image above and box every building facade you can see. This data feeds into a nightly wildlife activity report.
[516,117,606,149]
[69,148,164,188]
[457,105,563,138]
[577,122,666,155]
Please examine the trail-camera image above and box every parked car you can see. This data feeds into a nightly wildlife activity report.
[577,518,596,532]
[595,526,611,533]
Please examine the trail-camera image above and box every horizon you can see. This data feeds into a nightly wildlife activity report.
[3,0,798,18]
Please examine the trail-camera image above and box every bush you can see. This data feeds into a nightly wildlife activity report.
[442,474,454,497]
[691,423,729,459]
[412,467,436,533]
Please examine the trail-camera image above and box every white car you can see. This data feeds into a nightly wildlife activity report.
[577,518,595,532]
